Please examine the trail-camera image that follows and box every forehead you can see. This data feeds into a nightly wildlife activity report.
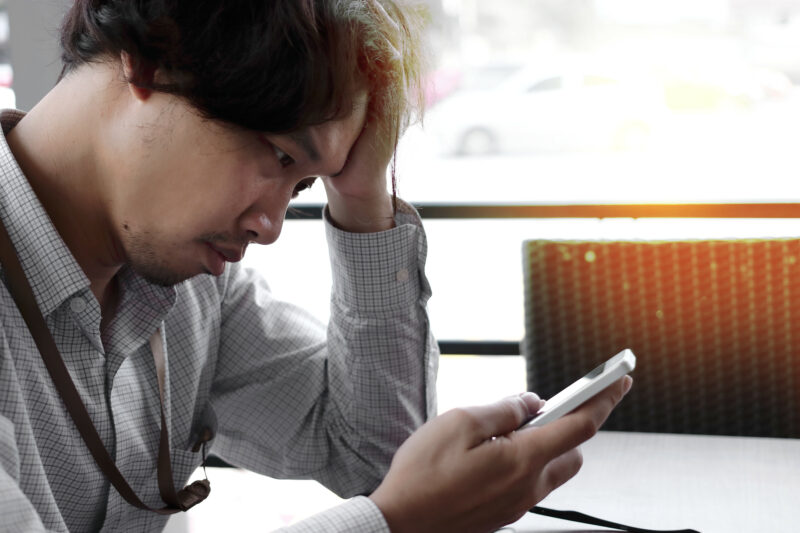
[308,91,368,136]
[286,93,368,157]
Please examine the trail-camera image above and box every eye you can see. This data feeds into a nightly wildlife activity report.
[257,134,296,168]
[273,145,295,168]
[292,177,317,198]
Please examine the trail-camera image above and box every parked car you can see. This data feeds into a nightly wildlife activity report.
[424,63,667,155]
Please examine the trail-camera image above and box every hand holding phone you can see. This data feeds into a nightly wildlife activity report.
[522,349,636,428]
[370,351,634,533]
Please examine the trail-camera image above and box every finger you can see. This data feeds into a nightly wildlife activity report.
[524,376,632,460]
[461,393,544,448]
[538,448,583,498]
[513,391,544,416]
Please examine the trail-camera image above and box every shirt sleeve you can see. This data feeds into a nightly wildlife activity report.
[0,416,51,532]
[209,198,438,499]
[275,496,389,533]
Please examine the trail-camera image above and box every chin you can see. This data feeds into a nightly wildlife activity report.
[131,261,197,287]
[126,236,218,286]
[139,271,192,288]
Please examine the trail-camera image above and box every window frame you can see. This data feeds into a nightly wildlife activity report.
[289,200,800,356]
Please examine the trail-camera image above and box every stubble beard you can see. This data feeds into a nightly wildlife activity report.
[125,231,196,287]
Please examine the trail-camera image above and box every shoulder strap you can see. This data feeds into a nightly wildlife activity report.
[0,218,209,514]
[530,506,701,532]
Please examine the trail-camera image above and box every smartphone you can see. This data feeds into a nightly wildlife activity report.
[522,349,636,428]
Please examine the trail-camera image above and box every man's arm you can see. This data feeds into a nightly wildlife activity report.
[208,200,435,495]
[0,415,52,532]
[209,99,435,491]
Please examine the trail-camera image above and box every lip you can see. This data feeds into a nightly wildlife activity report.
[208,243,243,263]
[204,243,243,276]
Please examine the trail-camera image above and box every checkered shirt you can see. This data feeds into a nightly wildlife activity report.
[0,109,438,532]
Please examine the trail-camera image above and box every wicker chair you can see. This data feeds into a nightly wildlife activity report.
[522,238,800,438]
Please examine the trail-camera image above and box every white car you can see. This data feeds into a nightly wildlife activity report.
[424,64,667,155]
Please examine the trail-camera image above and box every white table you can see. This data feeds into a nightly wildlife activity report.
[507,431,800,533]
[167,430,799,533]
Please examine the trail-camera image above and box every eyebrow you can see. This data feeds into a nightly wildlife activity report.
[288,129,348,177]
[288,130,320,162]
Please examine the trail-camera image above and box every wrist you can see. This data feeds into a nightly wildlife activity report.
[326,191,395,233]
[369,490,411,533]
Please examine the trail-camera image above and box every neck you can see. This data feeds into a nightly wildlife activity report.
[5,65,126,309]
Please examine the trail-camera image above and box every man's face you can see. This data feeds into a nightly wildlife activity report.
[110,92,367,286]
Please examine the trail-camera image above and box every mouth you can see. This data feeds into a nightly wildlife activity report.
[208,243,244,263]
[204,242,245,276]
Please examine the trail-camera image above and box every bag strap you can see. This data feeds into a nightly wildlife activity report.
[530,505,701,532]
[0,218,210,514]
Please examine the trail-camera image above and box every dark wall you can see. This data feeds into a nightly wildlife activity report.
[6,0,69,111]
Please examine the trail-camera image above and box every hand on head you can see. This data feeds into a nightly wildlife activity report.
[369,375,633,533]
[322,104,398,234]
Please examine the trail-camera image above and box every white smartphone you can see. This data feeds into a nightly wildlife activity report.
[522,348,636,428]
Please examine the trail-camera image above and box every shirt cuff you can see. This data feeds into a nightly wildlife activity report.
[275,496,390,533]
[325,199,426,314]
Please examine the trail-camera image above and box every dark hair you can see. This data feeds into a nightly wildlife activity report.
[60,0,426,138]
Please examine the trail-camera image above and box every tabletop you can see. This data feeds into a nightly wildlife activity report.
[506,431,800,533]
[165,429,799,533]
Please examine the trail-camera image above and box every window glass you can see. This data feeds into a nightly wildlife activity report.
[245,217,800,342]
[0,2,13,109]
[401,0,800,203]
[279,0,800,342]
[528,76,563,92]
[583,75,618,87]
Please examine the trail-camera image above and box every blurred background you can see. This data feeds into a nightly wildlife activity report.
[271,0,800,343]
[5,1,800,531]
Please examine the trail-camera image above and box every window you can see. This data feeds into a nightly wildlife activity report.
[528,76,563,92]
[0,2,13,109]
[276,0,800,343]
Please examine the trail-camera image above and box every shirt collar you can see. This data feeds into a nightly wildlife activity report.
[0,109,176,319]
[0,109,91,317]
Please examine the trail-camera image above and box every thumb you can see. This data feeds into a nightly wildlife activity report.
[461,393,544,448]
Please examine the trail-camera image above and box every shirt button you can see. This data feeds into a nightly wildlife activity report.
[396,268,409,282]
[70,297,87,313]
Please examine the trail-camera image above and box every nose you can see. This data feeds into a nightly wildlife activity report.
[239,203,285,245]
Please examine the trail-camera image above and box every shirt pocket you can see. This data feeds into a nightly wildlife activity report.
[171,404,217,487]
[168,446,205,489]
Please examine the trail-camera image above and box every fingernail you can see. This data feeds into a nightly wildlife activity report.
[622,375,633,395]
[518,392,543,415]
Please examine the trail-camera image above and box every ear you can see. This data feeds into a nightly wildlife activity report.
[120,52,156,102]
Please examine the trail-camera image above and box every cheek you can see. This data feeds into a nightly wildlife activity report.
[174,161,262,215]
[118,179,238,241]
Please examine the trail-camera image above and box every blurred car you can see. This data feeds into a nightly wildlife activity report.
[424,63,667,155]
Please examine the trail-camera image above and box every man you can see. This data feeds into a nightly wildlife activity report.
[0,1,631,532]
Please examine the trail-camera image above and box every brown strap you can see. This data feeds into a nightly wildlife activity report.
[0,218,210,514]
